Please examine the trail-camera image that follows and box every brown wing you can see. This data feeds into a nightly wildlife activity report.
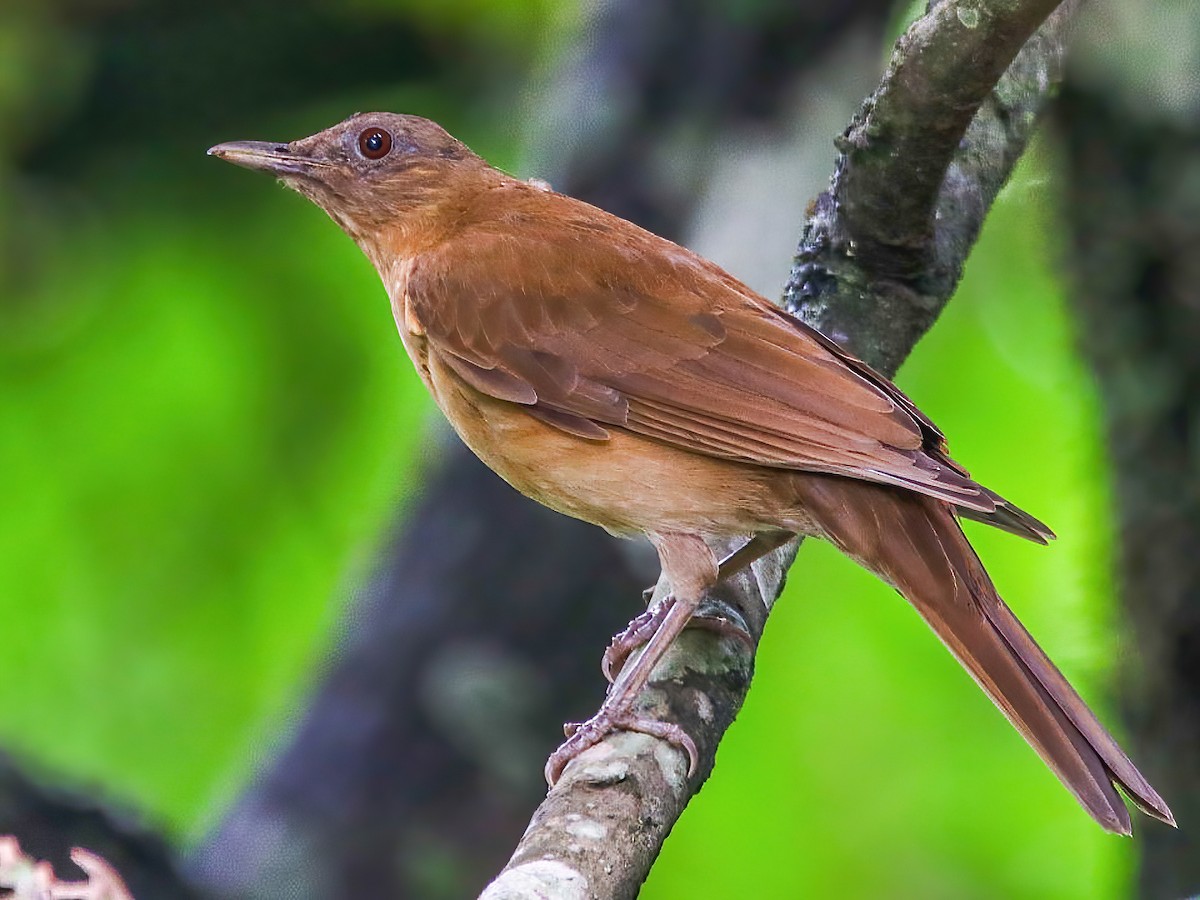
[407,188,1049,538]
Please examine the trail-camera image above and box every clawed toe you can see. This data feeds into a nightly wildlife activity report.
[602,601,673,682]
[602,602,753,683]
[687,608,754,652]
[544,706,699,785]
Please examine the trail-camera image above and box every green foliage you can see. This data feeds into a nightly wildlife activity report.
[0,172,433,838]
[345,0,574,46]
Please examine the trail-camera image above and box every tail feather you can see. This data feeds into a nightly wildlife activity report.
[981,596,1174,826]
[794,475,1174,833]
[957,486,1055,544]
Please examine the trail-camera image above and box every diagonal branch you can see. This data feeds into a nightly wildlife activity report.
[789,0,1079,371]
[831,0,1064,291]
[483,1,1076,897]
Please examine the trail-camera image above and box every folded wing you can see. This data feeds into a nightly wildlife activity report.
[406,187,1051,541]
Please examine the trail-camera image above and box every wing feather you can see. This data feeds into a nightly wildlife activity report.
[404,187,1039,526]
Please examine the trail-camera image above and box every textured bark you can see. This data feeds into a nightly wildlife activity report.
[485,1,1078,897]
[788,0,1080,371]
[829,0,1062,284]
[1059,53,1200,899]
[479,559,787,900]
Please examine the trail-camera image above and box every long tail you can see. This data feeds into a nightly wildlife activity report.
[793,475,1174,834]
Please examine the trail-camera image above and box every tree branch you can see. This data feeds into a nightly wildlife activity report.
[484,1,1076,896]
[831,0,1062,288]
[788,0,1079,371]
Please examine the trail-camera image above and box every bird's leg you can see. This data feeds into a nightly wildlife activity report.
[601,530,792,683]
[546,596,703,784]
[546,533,718,785]
[601,596,749,684]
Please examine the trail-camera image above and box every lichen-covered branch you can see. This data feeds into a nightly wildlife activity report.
[484,1,1075,897]
[788,0,1080,372]
[830,0,1062,286]
[479,561,787,900]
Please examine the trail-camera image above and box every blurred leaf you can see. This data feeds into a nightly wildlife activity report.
[0,157,432,836]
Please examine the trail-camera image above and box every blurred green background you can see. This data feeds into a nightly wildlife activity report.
[0,1,1137,897]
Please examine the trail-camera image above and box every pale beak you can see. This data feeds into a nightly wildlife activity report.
[207,140,324,177]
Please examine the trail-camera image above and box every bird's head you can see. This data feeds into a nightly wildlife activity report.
[208,112,483,247]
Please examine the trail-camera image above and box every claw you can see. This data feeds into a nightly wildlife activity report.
[550,544,726,788]
[602,601,673,682]
[602,603,754,683]
[545,705,700,785]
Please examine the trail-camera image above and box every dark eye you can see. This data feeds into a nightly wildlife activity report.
[358,127,393,160]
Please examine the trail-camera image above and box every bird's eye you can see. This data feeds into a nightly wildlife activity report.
[357,127,393,160]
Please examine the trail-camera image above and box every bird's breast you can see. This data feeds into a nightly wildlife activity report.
[379,254,805,539]
[421,347,799,538]
[384,258,435,390]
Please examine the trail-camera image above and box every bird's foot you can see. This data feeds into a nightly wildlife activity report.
[544,700,699,786]
[602,600,753,683]
[602,600,671,682]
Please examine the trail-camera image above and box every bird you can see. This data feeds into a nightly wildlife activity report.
[209,112,1173,834]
